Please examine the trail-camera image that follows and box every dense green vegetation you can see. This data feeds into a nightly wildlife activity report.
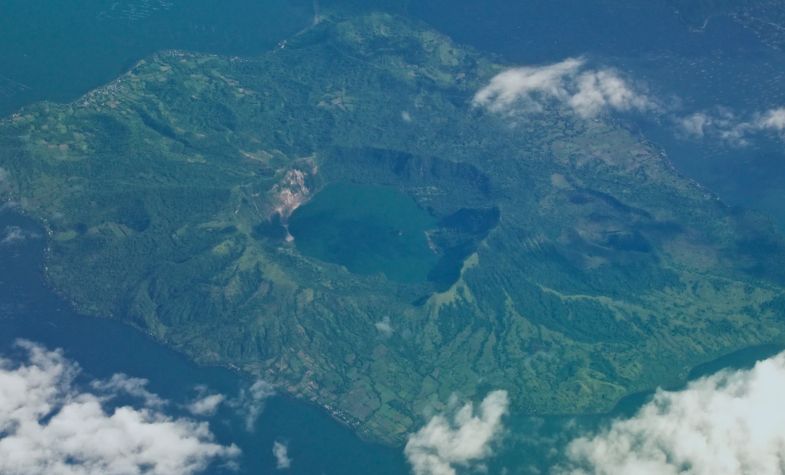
[2,12,785,443]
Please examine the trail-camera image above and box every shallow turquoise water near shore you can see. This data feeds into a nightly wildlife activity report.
[289,183,439,283]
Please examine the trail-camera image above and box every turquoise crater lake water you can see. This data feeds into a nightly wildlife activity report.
[289,183,440,283]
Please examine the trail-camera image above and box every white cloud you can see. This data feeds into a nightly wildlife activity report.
[678,109,744,143]
[679,106,785,145]
[755,107,785,131]
[473,58,654,118]
[679,112,714,138]
[187,391,225,417]
[473,58,582,114]
[231,379,275,431]
[273,441,292,470]
[557,352,785,475]
[569,69,653,118]
[91,373,166,408]
[0,340,239,475]
[405,390,509,475]
[375,316,394,336]
[0,201,20,211]
[1,225,40,246]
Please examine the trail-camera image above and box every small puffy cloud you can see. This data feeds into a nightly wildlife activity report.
[755,107,785,131]
[678,109,744,143]
[473,58,654,118]
[558,352,785,475]
[678,106,785,145]
[473,58,582,113]
[405,390,509,475]
[679,112,715,138]
[91,373,166,408]
[568,69,653,118]
[375,316,394,336]
[0,340,239,475]
[231,379,275,431]
[1,225,40,246]
[186,389,225,417]
[273,441,292,470]
[0,201,20,211]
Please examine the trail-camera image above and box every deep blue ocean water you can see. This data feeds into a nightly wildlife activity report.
[2,1,785,473]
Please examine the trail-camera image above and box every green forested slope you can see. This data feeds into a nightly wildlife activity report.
[2,13,784,442]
